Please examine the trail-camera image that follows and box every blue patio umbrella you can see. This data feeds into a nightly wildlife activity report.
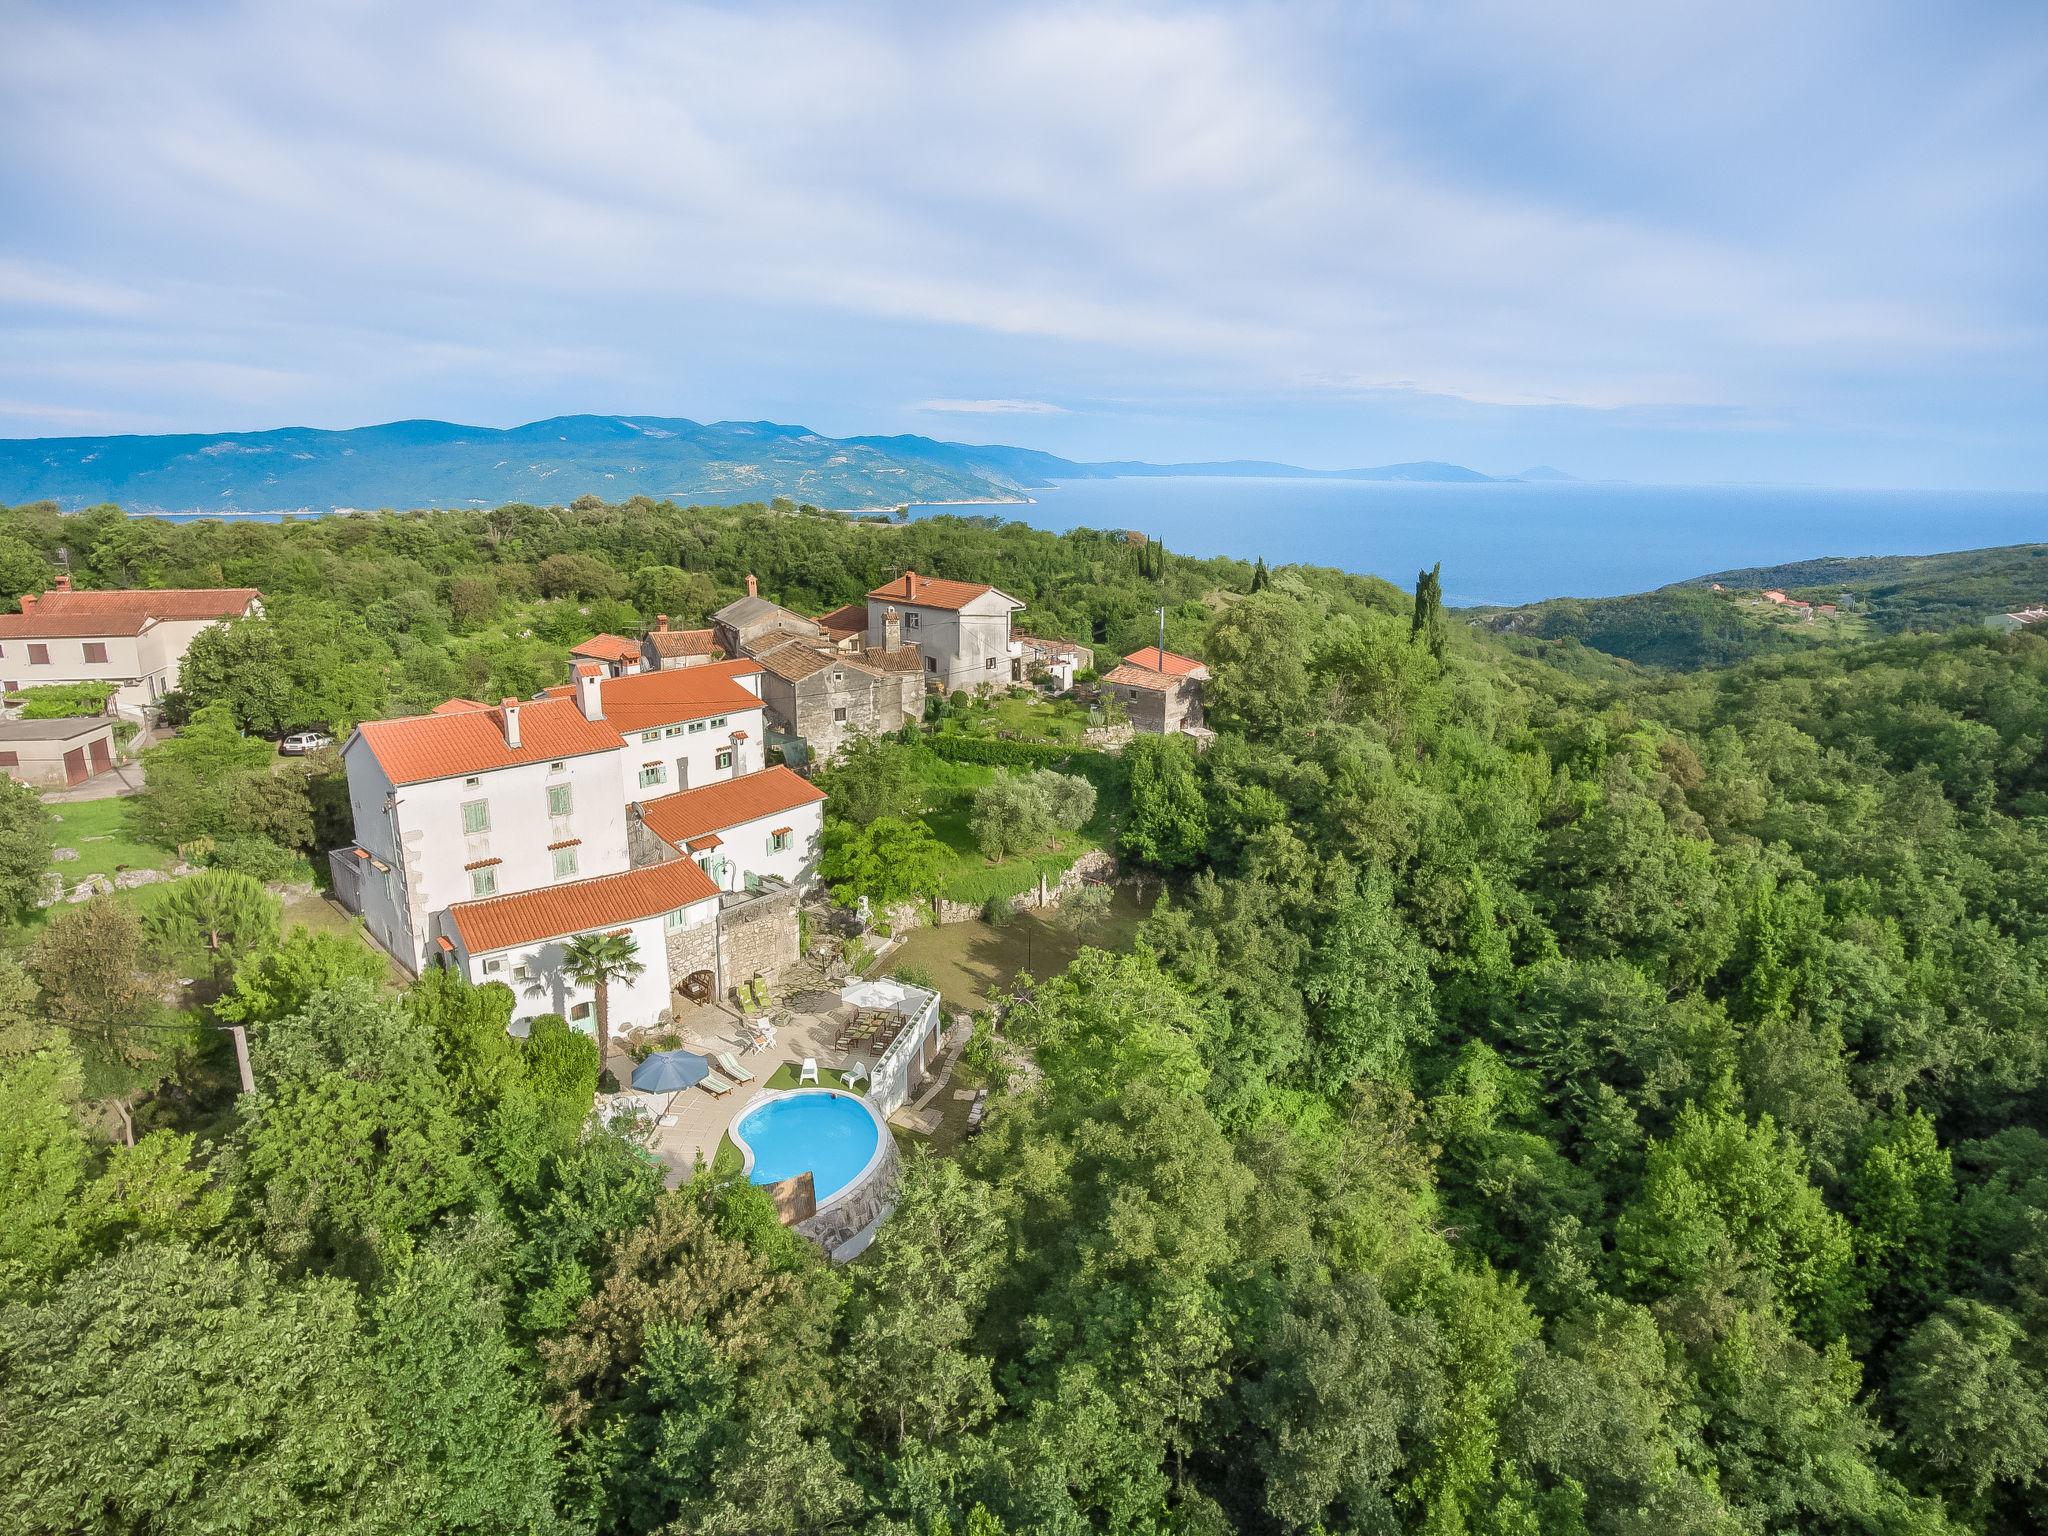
[632,1049,711,1093]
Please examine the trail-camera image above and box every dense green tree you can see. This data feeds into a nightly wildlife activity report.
[236,981,474,1277]
[816,733,920,825]
[146,869,283,991]
[217,925,392,1024]
[819,814,948,907]
[1118,732,1208,868]
[0,778,53,918]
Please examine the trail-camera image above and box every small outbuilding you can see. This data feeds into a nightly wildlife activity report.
[0,715,120,787]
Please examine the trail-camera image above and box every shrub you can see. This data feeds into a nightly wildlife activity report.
[981,895,1014,926]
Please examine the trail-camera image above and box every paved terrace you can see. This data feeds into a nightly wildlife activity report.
[608,987,953,1187]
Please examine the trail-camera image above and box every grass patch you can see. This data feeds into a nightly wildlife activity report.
[44,798,176,883]
[711,1134,743,1178]
[940,692,1090,744]
[903,748,1118,906]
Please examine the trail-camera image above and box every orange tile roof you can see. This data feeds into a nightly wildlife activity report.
[570,633,643,663]
[447,858,718,954]
[639,765,826,847]
[1101,662,1174,690]
[0,586,259,637]
[538,665,762,734]
[354,697,621,786]
[867,570,1017,611]
[814,602,867,636]
[1122,647,1206,677]
[646,626,720,659]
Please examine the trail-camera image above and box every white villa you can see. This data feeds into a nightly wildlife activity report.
[0,578,262,718]
[333,657,822,1038]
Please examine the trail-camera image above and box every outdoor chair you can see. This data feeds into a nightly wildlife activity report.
[841,1059,868,1089]
[798,1057,819,1085]
[698,1073,735,1097]
[716,1050,755,1085]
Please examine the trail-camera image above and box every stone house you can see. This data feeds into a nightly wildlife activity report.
[1099,646,1209,737]
[751,636,925,762]
[641,616,723,670]
[865,571,1023,692]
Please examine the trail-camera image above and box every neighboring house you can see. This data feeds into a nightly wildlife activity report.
[813,602,868,652]
[632,763,827,892]
[751,636,924,763]
[0,578,262,719]
[1100,646,1210,737]
[538,660,767,804]
[443,860,722,1037]
[702,578,923,762]
[1014,633,1092,692]
[712,576,823,659]
[339,691,631,976]
[1987,606,2048,633]
[0,715,120,787]
[641,616,722,670]
[865,571,1023,692]
[569,634,646,677]
[333,657,809,1036]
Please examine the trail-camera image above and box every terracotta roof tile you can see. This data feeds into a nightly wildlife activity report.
[354,697,620,786]
[645,626,720,659]
[447,859,718,954]
[754,640,836,683]
[0,586,259,638]
[639,766,825,847]
[537,666,763,733]
[866,570,1018,611]
[570,633,643,663]
[1122,647,1207,677]
[814,602,867,636]
[1102,662,1176,690]
[848,645,925,675]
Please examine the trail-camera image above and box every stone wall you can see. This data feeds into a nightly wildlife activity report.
[795,1129,899,1260]
[718,883,801,987]
[884,847,1118,930]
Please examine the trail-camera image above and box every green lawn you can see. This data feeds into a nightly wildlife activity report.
[937,691,1090,744]
[44,797,176,882]
[906,752,1113,906]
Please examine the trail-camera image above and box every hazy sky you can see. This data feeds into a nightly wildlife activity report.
[3,0,2044,487]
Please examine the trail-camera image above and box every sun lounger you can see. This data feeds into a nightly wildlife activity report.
[798,1057,818,1085]
[716,1050,755,1085]
[697,1073,734,1097]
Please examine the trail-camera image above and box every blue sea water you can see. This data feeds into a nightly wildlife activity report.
[908,478,2048,608]
[736,1091,879,1200]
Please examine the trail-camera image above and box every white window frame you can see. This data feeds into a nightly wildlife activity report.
[638,763,666,789]
[714,746,733,771]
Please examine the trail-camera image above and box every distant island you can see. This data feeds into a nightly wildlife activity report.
[0,413,1556,515]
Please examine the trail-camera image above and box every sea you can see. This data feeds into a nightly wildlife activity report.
[905,478,2048,608]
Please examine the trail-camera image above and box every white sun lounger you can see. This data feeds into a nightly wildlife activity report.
[715,1050,755,1085]
[697,1073,735,1097]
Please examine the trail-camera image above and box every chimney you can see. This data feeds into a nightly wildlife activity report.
[655,614,669,631]
[572,662,604,721]
[883,603,901,651]
[501,697,521,749]
[745,573,758,599]
[903,569,916,596]
[17,593,34,613]
[52,573,71,592]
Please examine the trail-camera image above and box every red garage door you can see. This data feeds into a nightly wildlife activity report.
[61,747,87,786]
[88,736,113,774]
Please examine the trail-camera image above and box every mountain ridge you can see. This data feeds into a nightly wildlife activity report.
[0,414,1525,514]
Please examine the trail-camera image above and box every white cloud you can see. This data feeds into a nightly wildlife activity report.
[916,399,1068,415]
[0,0,2039,478]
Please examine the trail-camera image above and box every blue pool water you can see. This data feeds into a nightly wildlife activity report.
[736,1092,879,1201]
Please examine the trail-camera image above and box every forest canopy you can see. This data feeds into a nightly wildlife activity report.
[1,496,2045,1535]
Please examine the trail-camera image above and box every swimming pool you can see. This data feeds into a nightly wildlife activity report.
[732,1090,883,1203]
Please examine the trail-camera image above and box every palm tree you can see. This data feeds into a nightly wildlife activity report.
[560,931,644,1077]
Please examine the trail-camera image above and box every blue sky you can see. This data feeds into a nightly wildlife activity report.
[1,0,2044,488]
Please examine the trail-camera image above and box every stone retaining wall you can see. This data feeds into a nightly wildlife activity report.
[884,847,1118,930]
[796,1129,899,1260]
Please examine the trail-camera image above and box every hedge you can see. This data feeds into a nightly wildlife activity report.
[925,735,1118,775]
